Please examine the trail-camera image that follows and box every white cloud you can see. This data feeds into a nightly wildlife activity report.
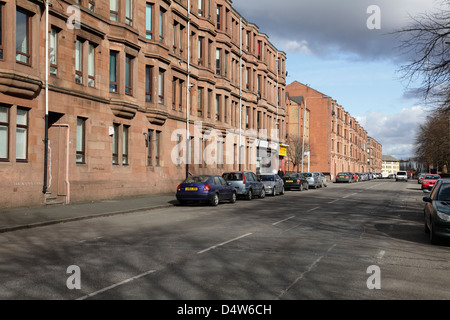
[280,40,313,55]
[358,105,430,159]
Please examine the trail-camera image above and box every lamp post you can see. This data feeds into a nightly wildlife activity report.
[301,95,330,172]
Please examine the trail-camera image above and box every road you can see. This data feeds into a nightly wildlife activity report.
[1,178,449,301]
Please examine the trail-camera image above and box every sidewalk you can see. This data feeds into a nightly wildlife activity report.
[0,193,177,233]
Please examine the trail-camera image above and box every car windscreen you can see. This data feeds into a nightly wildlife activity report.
[424,175,439,180]
[301,173,313,177]
[259,175,274,181]
[438,184,450,201]
[397,172,407,175]
[223,173,243,180]
[183,175,210,184]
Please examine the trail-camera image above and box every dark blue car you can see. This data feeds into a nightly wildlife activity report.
[176,175,236,206]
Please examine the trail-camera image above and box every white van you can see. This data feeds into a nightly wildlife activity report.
[396,171,408,182]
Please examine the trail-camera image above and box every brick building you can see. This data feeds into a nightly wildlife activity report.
[367,136,382,173]
[0,0,286,209]
[285,81,381,179]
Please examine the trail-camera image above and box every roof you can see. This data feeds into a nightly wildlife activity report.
[289,96,304,105]
[382,155,399,162]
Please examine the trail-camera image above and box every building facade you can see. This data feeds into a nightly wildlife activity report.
[382,155,400,175]
[367,137,382,173]
[285,81,381,179]
[0,0,286,209]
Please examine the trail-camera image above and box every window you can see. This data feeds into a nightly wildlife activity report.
[216,5,222,30]
[197,87,203,117]
[159,8,166,42]
[145,65,153,102]
[147,129,153,166]
[158,69,165,104]
[155,131,160,166]
[88,43,95,87]
[146,3,153,39]
[198,36,204,66]
[215,94,220,121]
[75,39,83,84]
[0,105,9,161]
[122,125,129,165]
[125,54,133,95]
[125,0,133,26]
[0,4,4,60]
[88,0,95,12]
[16,10,31,65]
[110,0,119,21]
[76,117,86,164]
[49,28,58,76]
[215,48,221,75]
[16,108,28,161]
[198,0,204,16]
[112,123,119,165]
[109,51,118,92]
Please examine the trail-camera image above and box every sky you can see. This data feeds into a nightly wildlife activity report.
[232,0,444,160]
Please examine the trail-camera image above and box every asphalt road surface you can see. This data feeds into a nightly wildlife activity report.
[1,178,449,301]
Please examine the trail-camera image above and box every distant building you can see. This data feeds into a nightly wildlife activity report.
[382,155,400,175]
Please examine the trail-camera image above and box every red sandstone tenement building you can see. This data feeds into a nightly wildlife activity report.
[0,0,287,209]
[285,81,382,179]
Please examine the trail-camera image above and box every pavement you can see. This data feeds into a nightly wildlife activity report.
[0,193,178,233]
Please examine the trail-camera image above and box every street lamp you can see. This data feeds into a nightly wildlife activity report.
[301,95,330,172]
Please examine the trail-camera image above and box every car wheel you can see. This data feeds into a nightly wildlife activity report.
[210,193,219,206]
[230,192,237,203]
[305,184,309,190]
[299,184,303,191]
[280,187,285,195]
[272,187,276,196]
[424,216,430,234]
[246,189,252,200]
[430,220,440,244]
[260,188,266,198]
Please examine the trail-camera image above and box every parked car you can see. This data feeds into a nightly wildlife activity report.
[258,174,285,196]
[418,173,429,184]
[423,178,450,244]
[301,172,322,188]
[421,174,441,190]
[335,172,355,183]
[312,172,328,187]
[396,171,408,182]
[283,173,309,191]
[176,175,236,206]
[222,171,265,200]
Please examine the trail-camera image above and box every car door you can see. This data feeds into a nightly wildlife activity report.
[275,174,282,192]
[252,172,262,193]
[425,181,441,228]
[213,176,225,200]
[218,176,231,199]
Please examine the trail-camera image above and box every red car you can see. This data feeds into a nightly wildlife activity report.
[421,174,441,190]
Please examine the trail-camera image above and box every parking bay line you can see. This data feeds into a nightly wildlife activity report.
[197,233,253,254]
[76,269,156,300]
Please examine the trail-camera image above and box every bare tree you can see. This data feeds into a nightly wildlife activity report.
[287,135,307,173]
[395,0,450,110]
[415,108,450,172]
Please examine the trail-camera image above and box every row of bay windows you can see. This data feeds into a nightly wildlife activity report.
[3,4,283,110]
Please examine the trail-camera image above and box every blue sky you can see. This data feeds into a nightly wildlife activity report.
[232,0,442,159]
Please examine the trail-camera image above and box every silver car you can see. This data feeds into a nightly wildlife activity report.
[301,172,322,189]
[222,171,266,200]
[257,174,285,196]
[312,172,328,187]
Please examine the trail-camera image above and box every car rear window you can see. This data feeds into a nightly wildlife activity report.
[183,175,210,183]
[424,175,439,179]
[259,175,274,181]
[302,173,313,177]
[223,173,243,180]
[397,172,407,175]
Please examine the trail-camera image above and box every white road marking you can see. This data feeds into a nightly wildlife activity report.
[273,216,296,225]
[307,207,320,212]
[279,243,337,298]
[376,250,386,260]
[342,193,358,199]
[76,269,156,300]
[197,233,253,254]
[327,199,340,204]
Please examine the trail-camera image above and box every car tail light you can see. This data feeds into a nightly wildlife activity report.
[177,185,181,191]
[242,176,246,184]
[297,179,301,183]
[203,184,210,191]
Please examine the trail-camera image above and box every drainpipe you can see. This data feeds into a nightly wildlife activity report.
[186,0,191,179]
[239,17,242,171]
[43,0,49,194]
